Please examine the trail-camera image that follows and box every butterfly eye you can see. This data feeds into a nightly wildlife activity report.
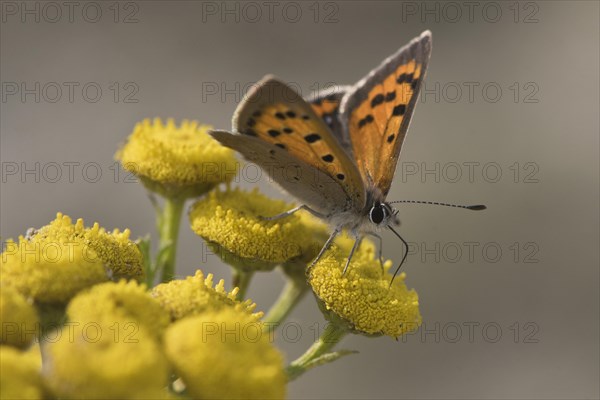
[369,205,386,225]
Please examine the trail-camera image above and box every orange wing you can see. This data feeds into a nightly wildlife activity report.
[230,76,365,211]
[340,31,432,198]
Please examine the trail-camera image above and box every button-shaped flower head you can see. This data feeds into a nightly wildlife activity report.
[164,307,286,399]
[309,238,422,338]
[43,281,170,399]
[152,270,261,321]
[115,118,238,199]
[189,187,328,271]
[0,213,144,304]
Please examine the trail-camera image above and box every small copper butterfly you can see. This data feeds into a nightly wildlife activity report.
[211,31,486,280]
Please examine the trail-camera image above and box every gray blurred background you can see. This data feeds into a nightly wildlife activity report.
[1,1,598,399]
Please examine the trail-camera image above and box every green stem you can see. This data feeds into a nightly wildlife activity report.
[232,269,254,300]
[286,323,348,381]
[262,277,308,329]
[157,196,185,283]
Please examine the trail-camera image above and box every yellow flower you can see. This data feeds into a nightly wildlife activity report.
[43,321,169,399]
[67,281,170,340]
[189,187,328,270]
[308,238,422,338]
[0,286,40,348]
[45,282,170,399]
[115,118,237,198]
[33,212,144,281]
[164,308,286,399]
[0,346,44,400]
[0,236,107,305]
[152,270,261,321]
[0,213,145,303]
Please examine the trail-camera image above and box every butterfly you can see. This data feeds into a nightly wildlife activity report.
[210,31,485,280]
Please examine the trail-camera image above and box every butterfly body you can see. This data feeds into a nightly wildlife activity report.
[210,31,446,275]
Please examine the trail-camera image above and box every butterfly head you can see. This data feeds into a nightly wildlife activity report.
[368,202,399,227]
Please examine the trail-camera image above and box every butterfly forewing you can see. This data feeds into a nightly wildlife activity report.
[215,76,365,214]
[341,31,432,197]
[210,130,350,215]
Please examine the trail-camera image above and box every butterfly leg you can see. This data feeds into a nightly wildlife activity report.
[259,204,326,221]
[308,227,341,269]
[342,234,363,275]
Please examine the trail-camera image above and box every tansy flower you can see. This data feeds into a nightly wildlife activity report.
[0,286,40,348]
[42,322,169,399]
[152,270,261,321]
[115,118,237,198]
[308,239,422,338]
[67,280,170,340]
[0,235,107,305]
[189,187,328,270]
[0,346,45,400]
[164,308,286,399]
[32,212,144,281]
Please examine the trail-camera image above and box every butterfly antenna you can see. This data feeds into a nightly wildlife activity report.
[388,200,486,210]
[388,225,409,288]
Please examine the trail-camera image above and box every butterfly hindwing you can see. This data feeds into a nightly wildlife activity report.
[307,85,352,154]
[213,76,366,214]
[340,30,432,197]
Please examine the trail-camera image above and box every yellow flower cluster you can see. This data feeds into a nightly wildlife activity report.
[115,118,237,198]
[0,213,144,304]
[189,187,328,270]
[155,271,286,398]
[152,270,261,321]
[0,113,427,397]
[309,238,422,338]
[0,268,287,399]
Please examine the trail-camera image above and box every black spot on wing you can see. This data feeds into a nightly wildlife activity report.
[275,143,286,149]
[286,111,296,118]
[322,154,334,162]
[283,127,293,134]
[304,133,321,143]
[387,134,395,143]
[336,173,345,181]
[268,129,281,137]
[275,112,286,120]
[370,94,385,108]
[396,73,414,84]
[385,91,396,102]
[392,104,406,116]
[358,114,374,128]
